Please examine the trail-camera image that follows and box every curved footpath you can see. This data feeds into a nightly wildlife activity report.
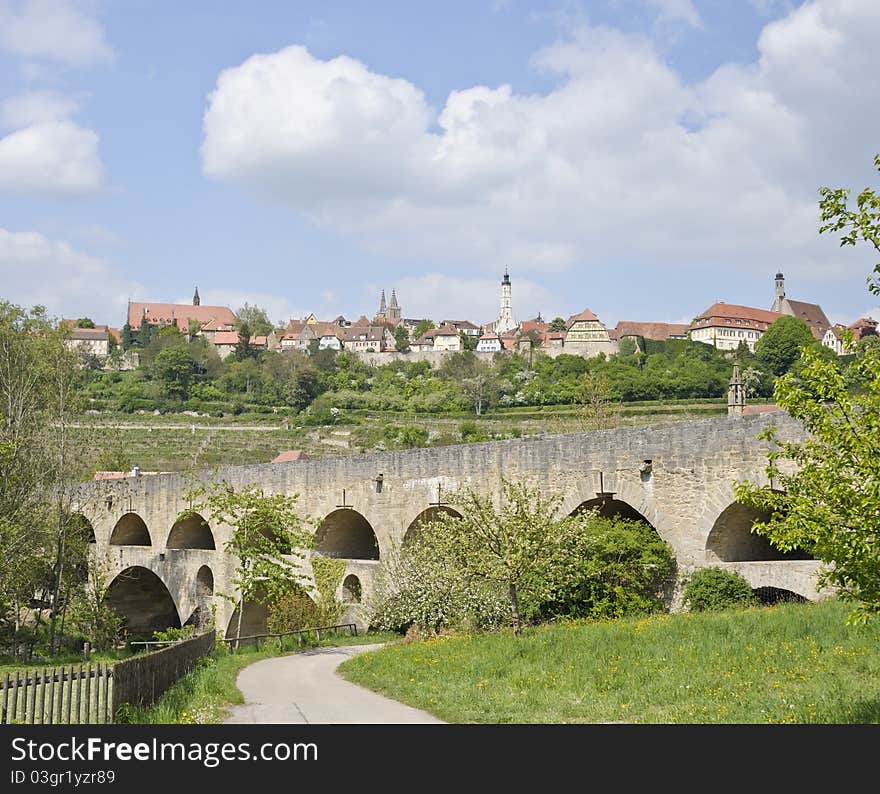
[223,644,445,724]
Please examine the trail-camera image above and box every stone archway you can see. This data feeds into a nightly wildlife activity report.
[403,505,462,546]
[753,586,807,606]
[71,513,96,544]
[167,512,215,550]
[706,502,813,562]
[570,496,655,526]
[109,513,151,546]
[225,598,269,641]
[314,509,380,560]
[342,574,362,604]
[106,566,180,639]
[184,565,215,628]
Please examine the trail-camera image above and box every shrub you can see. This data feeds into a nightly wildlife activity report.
[683,567,756,612]
[367,543,509,635]
[530,515,677,622]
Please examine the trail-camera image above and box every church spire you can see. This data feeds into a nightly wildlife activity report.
[193,286,200,306]
[390,289,399,309]
[379,289,387,314]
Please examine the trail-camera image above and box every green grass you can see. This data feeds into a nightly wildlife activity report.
[120,631,400,723]
[337,598,880,724]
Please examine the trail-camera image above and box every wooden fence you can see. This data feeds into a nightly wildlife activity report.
[0,630,215,724]
[0,663,113,725]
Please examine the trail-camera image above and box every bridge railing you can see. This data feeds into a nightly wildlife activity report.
[221,623,358,652]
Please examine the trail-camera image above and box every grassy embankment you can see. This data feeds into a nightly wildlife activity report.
[338,598,880,724]
[68,399,742,477]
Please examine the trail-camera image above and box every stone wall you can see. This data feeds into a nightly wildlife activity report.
[75,413,823,633]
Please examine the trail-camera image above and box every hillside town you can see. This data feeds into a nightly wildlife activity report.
[64,270,877,367]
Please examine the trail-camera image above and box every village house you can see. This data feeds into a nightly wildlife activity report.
[823,317,878,355]
[210,331,268,359]
[690,302,782,352]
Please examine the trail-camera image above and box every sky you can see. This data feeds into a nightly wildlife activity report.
[1,0,879,331]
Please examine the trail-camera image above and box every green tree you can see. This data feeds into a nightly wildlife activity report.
[75,317,95,328]
[818,153,880,296]
[416,480,571,635]
[548,317,567,332]
[577,372,620,431]
[236,303,274,336]
[534,515,676,621]
[233,321,254,361]
[735,340,880,623]
[120,322,133,350]
[153,345,195,399]
[459,330,478,351]
[180,478,314,643]
[754,316,816,375]
[393,325,410,353]
[413,319,435,339]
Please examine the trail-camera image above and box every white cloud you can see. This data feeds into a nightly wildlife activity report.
[178,289,300,327]
[0,90,81,128]
[0,119,104,195]
[0,0,113,66]
[642,0,704,29]
[201,2,880,293]
[0,228,142,322]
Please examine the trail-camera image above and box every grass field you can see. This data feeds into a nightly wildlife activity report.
[337,598,880,724]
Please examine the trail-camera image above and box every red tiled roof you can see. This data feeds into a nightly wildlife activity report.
[567,308,600,325]
[271,450,309,463]
[128,301,236,331]
[784,300,831,340]
[691,303,782,328]
[615,321,691,340]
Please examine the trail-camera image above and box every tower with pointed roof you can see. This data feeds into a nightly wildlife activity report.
[388,289,401,322]
[376,289,387,321]
[193,286,200,307]
[495,269,517,334]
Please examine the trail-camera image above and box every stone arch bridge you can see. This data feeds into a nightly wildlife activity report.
[70,413,827,639]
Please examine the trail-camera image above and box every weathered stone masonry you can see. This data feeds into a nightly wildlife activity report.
[72,413,828,636]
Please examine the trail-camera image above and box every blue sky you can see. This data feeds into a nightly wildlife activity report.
[2,0,879,330]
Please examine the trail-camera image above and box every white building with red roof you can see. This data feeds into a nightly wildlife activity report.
[690,302,782,351]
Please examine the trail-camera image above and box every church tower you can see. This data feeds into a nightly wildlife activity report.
[771,272,785,313]
[193,286,200,306]
[495,269,516,334]
[388,289,401,322]
[376,289,387,321]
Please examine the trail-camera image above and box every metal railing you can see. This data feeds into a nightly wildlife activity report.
[221,623,358,651]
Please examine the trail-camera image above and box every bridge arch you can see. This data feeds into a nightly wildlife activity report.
[71,513,97,544]
[225,598,269,640]
[109,513,151,546]
[569,496,654,526]
[403,505,462,545]
[342,574,362,604]
[706,502,813,562]
[753,586,807,606]
[106,566,180,639]
[166,512,215,550]
[184,565,215,628]
[314,509,380,560]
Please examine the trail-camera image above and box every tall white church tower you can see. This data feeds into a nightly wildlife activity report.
[495,269,517,334]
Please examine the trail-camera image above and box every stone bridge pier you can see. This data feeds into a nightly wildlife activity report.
[71,413,830,639]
